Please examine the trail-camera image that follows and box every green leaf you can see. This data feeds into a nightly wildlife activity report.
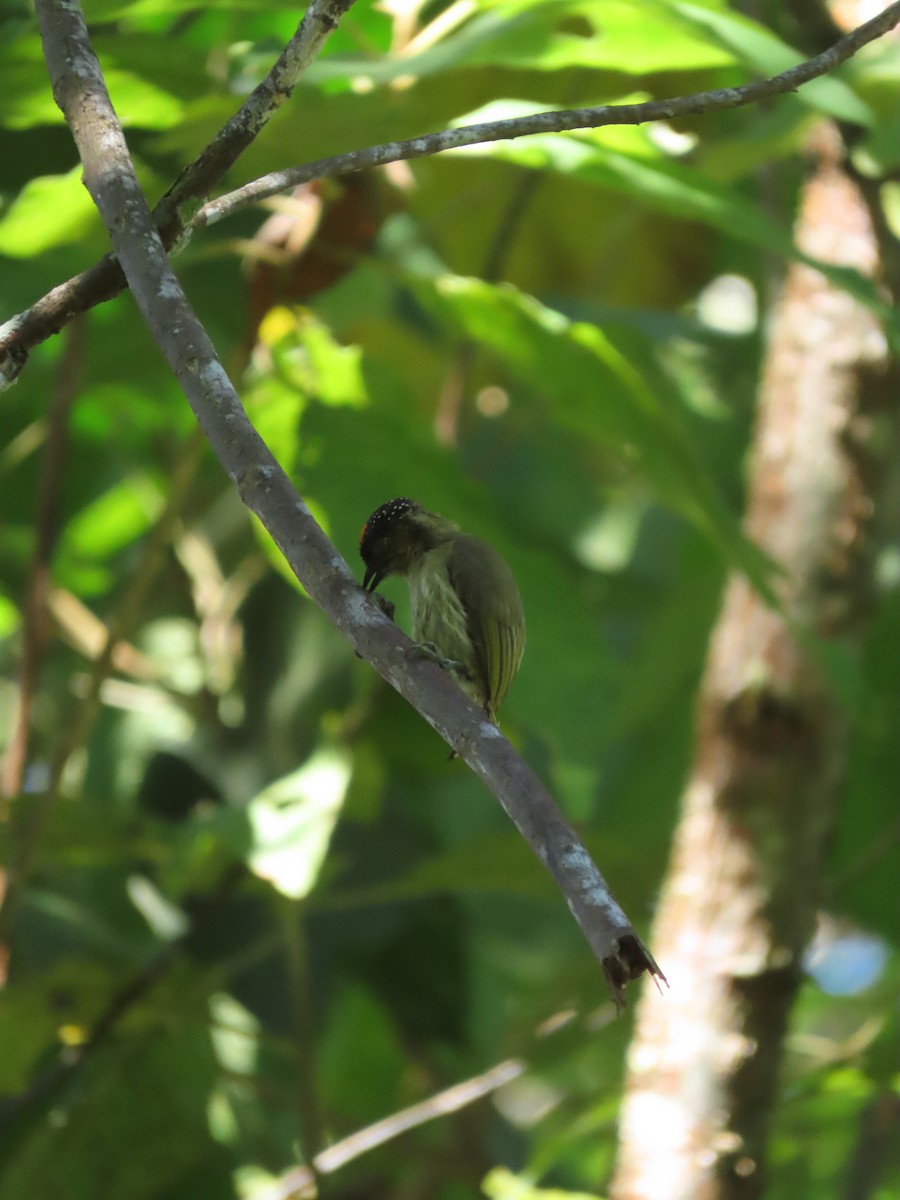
[264,310,368,409]
[0,169,101,257]
[308,0,736,85]
[484,1167,602,1200]
[241,749,351,899]
[59,473,165,561]
[0,1021,224,1200]
[0,590,19,637]
[245,312,368,469]
[450,111,899,344]
[665,0,874,125]
[0,38,186,131]
[416,272,774,591]
[317,986,409,1123]
[449,107,797,248]
[84,0,304,17]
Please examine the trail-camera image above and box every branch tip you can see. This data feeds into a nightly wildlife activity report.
[604,934,668,1011]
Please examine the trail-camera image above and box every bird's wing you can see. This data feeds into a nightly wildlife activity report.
[447,536,525,717]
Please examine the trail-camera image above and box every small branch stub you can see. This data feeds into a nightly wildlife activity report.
[605,935,667,1011]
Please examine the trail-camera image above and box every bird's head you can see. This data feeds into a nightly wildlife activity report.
[359,498,456,590]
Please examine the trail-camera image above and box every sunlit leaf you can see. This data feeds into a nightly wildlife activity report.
[665,0,874,124]
[414,272,774,591]
[484,1166,602,1200]
[0,39,186,130]
[308,0,736,84]
[0,591,20,638]
[242,750,351,899]
[59,473,165,561]
[0,169,101,256]
[450,109,898,342]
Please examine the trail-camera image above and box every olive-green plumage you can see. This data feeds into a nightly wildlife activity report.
[359,498,525,721]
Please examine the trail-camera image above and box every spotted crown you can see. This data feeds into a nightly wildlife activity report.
[359,497,416,548]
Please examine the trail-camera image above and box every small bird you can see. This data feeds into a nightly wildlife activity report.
[359,498,525,722]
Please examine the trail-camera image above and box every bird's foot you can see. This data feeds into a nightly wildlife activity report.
[409,642,473,683]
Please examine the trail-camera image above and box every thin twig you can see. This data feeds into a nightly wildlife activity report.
[0,862,244,1129]
[0,431,206,947]
[267,1059,526,1200]
[482,172,545,286]
[1,1,897,383]
[435,169,544,443]
[152,0,358,240]
[32,0,663,1005]
[0,0,357,384]
[280,899,326,1171]
[199,2,900,223]
[0,316,85,985]
[1,316,86,802]
[264,1005,614,1198]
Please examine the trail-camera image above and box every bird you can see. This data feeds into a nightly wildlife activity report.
[359,498,525,722]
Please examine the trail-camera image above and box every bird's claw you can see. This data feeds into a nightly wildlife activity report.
[409,642,472,681]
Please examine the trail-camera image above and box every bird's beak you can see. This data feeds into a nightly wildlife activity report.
[363,565,384,591]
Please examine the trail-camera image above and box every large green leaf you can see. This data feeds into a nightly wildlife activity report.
[0,169,102,256]
[413,271,773,590]
[448,106,899,342]
[484,1167,602,1200]
[0,36,186,130]
[307,0,737,85]
[443,103,784,246]
[0,1022,225,1200]
[240,750,352,899]
[665,0,874,125]
[59,473,165,562]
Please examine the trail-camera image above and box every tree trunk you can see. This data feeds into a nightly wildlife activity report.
[610,125,898,1200]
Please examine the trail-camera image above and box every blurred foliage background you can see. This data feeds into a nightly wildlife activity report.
[0,0,898,1197]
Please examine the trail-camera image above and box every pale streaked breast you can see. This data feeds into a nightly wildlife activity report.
[407,554,482,703]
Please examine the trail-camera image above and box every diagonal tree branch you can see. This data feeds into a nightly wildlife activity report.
[0,0,357,387]
[2,0,898,385]
[29,0,662,1007]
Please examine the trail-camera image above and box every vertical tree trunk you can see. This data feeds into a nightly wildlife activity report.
[610,127,897,1200]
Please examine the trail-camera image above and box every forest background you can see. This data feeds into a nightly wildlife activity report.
[0,0,898,1198]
